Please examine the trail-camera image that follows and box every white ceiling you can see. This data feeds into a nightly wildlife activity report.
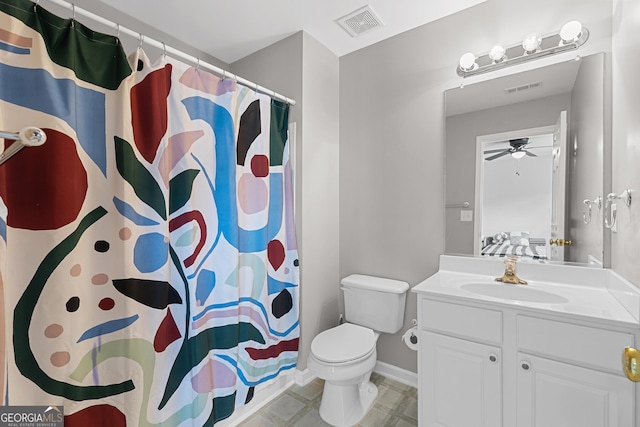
[97,0,486,64]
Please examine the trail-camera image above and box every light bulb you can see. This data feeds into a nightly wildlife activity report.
[489,45,506,63]
[459,52,477,72]
[522,32,541,54]
[560,21,583,44]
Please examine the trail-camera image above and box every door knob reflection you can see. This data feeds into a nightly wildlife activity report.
[549,239,573,246]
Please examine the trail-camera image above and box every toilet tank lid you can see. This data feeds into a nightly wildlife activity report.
[341,274,409,294]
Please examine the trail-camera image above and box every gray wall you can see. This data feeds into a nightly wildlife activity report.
[611,0,640,286]
[340,0,613,373]
[231,32,340,371]
[567,53,605,265]
[445,94,571,255]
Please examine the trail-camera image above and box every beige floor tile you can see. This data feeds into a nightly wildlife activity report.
[264,394,306,422]
[376,386,404,409]
[382,378,412,392]
[393,418,418,427]
[292,408,333,427]
[288,378,324,401]
[356,404,392,427]
[241,413,279,427]
[403,397,418,420]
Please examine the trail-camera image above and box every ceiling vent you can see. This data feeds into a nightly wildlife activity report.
[336,5,384,38]
[504,81,543,95]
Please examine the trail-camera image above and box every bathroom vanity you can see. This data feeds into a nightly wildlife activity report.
[413,255,640,427]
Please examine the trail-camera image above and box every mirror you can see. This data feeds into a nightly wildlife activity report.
[445,53,605,266]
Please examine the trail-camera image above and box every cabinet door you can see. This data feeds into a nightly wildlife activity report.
[517,353,634,427]
[420,331,502,427]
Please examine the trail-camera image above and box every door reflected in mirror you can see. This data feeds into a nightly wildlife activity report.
[445,53,605,266]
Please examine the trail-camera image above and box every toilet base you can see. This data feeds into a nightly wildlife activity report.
[318,378,378,427]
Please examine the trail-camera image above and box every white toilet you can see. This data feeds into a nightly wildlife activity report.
[307,274,410,427]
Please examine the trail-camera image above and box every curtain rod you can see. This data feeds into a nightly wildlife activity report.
[38,0,296,105]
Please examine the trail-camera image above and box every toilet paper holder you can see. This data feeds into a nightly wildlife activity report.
[402,319,418,348]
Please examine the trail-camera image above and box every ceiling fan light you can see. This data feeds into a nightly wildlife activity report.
[560,20,583,44]
[522,32,541,54]
[511,150,527,159]
[459,52,477,72]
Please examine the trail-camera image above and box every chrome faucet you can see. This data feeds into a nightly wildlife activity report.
[495,255,527,285]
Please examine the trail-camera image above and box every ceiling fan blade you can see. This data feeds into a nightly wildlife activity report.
[485,150,510,161]
[525,150,537,157]
[484,148,509,154]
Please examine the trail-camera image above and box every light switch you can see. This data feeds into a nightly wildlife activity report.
[460,210,473,222]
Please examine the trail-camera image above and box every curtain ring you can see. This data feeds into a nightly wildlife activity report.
[196,58,200,71]
[115,23,120,38]
[162,42,167,58]
[138,33,144,49]
[71,3,75,27]
[221,70,226,81]
[33,0,39,13]
[254,83,259,95]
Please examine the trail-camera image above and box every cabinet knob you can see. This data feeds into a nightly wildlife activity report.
[521,362,531,370]
[623,347,640,382]
[489,354,497,363]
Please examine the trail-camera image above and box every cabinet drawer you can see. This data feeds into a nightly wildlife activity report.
[420,298,502,345]
[517,315,634,373]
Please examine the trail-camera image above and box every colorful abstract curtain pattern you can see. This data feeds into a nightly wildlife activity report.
[0,1,299,425]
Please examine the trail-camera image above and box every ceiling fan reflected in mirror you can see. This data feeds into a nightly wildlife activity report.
[484,138,537,161]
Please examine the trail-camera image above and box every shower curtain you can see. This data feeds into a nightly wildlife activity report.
[0,1,299,425]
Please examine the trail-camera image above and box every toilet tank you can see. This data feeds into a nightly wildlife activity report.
[341,274,410,334]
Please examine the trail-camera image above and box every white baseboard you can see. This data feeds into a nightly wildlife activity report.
[374,361,418,389]
[216,370,294,427]
[294,368,316,386]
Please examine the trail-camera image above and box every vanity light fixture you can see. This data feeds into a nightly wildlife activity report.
[559,21,584,44]
[489,45,506,63]
[456,20,589,77]
[458,52,478,72]
[522,33,542,54]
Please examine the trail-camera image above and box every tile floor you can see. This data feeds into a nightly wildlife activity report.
[242,373,418,427]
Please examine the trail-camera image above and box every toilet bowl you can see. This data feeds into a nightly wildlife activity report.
[307,274,409,426]
[308,323,380,427]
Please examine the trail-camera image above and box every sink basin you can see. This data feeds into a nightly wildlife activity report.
[460,283,569,304]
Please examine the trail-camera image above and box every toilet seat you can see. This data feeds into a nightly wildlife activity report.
[311,323,376,364]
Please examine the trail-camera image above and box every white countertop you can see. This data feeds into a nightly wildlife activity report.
[413,255,640,328]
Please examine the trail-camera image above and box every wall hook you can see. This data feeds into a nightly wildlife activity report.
[582,196,602,224]
[604,189,632,229]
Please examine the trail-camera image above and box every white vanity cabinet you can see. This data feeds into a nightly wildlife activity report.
[421,331,502,426]
[419,298,504,426]
[516,353,633,426]
[515,316,635,427]
[417,296,637,427]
